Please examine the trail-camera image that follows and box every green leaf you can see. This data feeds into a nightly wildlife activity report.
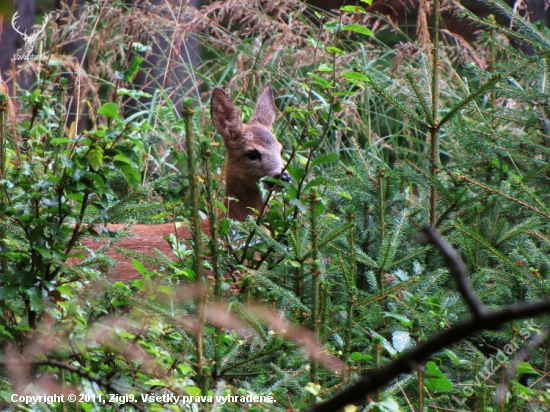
[325,46,345,55]
[289,198,306,213]
[303,138,321,149]
[125,56,144,81]
[317,63,333,72]
[383,312,413,326]
[311,152,339,167]
[337,191,352,200]
[304,176,327,192]
[287,166,305,182]
[342,24,373,36]
[117,88,152,99]
[342,71,370,82]
[350,352,373,361]
[112,281,131,294]
[515,361,541,376]
[97,102,120,120]
[323,21,341,33]
[307,38,320,48]
[132,259,149,275]
[0,325,14,340]
[86,145,104,171]
[340,5,366,13]
[56,284,73,296]
[114,161,141,189]
[443,349,462,365]
[368,398,401,412]
[307,72,333,89]
[424,361,453,391]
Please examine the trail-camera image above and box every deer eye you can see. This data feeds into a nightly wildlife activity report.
[245,149,262,161]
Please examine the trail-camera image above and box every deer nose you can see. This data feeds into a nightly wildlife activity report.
[277,171,291,183]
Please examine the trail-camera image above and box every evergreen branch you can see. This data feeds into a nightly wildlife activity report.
[523,164,550,183]
[355,279,417,307]
[406,73,433,124]
[0,219,26,237]
[391,246,432,268]
[524,230,550,245]
[245,219,290,256]
[496,218,542,246]
[455,173,550,219]
[376,211,407,271]
[483,0,550,48]
[231,303,269,342]
[451,222,523,275]
[52,258,206,353]
[452,1,540,49]
[255,271,311,313]
[431,0,440,122]
[96,173,176,224]
[512,177,547,211]
[439,74,501,126]
[309,229,550,412]
[302,221,354,261]
[219,345,284,375]
[115,247,173,269]
[354,248,379,269]
[422,227,487,317]
[366,77,427,127]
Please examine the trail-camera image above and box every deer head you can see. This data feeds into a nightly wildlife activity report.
[211,84,290,221]
[12,11,50,56]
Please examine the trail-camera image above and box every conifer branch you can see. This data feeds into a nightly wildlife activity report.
[308,228,550,412]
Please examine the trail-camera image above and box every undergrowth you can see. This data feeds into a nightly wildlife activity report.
[0,0,549,411]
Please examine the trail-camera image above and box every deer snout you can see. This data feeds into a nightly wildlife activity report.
[277,171,291,183]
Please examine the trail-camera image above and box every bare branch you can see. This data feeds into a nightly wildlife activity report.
[422,226,487,318]
[309,298,550,412]
[497,324,550,402]
[308,227,550,412]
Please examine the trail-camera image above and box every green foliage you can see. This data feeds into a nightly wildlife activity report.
[0,0,549,411]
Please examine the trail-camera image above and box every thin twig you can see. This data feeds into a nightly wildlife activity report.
[309,227,550,412]
[422,226,487,318]
[309,297,550,412]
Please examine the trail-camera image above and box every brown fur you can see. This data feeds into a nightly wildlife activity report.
[74,84,289,281]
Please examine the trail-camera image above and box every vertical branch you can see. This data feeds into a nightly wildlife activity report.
[183,101,208,394]
[343,211,356,380]
[417,364,423,411]
[309,190,321,395]
[377,168,386,288]
[182,99,202,281]
[431,0,440,120]
[201,139,221,299]
[0,94,7,275]
[195,294,208,395]
[428,0,441,226]
[375,337,382,401]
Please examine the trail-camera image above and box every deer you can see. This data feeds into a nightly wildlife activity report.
[11,11,50,57]
[74,84,290,281]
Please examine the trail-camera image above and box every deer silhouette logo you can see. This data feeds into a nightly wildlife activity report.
[11,11,49,59]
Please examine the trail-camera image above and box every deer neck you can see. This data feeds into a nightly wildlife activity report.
[225,176,264,221]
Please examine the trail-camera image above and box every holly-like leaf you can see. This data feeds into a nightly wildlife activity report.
[86,145,104,171]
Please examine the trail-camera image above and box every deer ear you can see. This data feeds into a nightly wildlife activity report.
[249,84,276,128]
[211,88,244,140]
